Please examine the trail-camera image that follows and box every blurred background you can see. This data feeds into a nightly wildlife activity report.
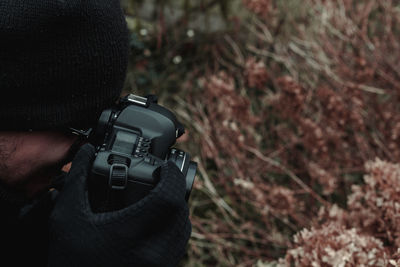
[121,0,400,266]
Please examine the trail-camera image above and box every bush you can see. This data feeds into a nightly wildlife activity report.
[123,0,400,265]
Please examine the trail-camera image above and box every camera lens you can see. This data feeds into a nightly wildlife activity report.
[185,162,197,201]
[167,148,197,201]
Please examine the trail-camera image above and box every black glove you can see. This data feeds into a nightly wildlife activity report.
[0,178,55,266]
[48,144,191,267]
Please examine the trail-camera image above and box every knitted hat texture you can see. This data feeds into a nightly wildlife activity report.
[0,0,129,130]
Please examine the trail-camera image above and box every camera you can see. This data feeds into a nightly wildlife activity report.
[87,94,197,212]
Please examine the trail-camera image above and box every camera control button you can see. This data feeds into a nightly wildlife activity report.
[144,157,154,164]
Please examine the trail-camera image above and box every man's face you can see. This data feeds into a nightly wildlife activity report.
[0,131,77,197]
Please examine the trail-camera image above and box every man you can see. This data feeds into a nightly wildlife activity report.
[0,0,191,266]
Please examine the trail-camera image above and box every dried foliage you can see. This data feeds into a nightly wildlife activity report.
[279,159,400,266]
[278,223,390,267]
[244,57,269,90]
[242,0,271,17]
[124,0,400,265]
[348,159,400,249]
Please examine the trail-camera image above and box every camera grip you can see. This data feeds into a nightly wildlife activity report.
[89,151,162,212]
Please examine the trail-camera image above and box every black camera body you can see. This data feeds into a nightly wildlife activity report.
[88,94,197,212]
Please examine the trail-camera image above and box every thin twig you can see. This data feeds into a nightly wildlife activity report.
[243,145,330,207]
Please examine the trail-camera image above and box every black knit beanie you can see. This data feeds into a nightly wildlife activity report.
[0,0,129,131]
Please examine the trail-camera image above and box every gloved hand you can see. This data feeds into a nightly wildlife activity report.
[48,144,191,267]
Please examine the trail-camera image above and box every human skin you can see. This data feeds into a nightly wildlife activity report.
[0,131,78,198]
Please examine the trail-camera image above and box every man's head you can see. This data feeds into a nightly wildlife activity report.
[0,0,129,197]
[0,0,129,131]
